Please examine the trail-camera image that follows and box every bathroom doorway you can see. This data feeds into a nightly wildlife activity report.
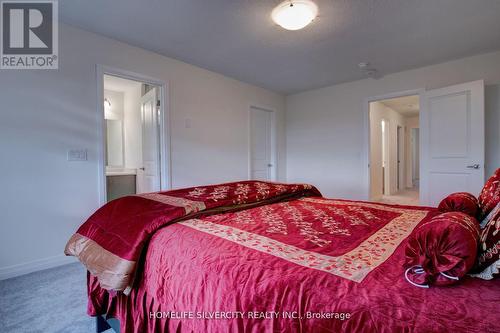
[98,67,170,203]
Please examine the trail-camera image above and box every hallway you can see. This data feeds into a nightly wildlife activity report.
[377,188,419,206]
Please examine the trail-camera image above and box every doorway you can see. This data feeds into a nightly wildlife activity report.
[369,94,420,205]
[98,67,170,203]
[249,106,276,181]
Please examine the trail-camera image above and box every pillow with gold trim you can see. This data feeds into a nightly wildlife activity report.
[438,192,478,217]
[471,203,500,280]
[405,212,480,287]
[478,168,500,221]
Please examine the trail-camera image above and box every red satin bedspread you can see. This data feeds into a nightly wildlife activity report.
[88,197,500,333]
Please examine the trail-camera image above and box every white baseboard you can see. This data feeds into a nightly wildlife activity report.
[0,255,77,281]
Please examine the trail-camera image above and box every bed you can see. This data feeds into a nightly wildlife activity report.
[65,181,500,333]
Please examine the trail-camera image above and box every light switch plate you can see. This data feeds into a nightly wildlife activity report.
[68,149,88,161]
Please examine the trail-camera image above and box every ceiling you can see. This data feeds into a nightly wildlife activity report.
[380,95,419,117]
[60,0,500,94]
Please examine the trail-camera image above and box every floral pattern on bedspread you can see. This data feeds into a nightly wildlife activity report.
[65,180,320,292]
[180,198,428,282]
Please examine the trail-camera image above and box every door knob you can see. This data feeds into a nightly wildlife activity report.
[139,167,145,171]
[267,164,273,167]
[466,164,480,169]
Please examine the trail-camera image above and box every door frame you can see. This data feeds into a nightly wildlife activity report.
[363,88,424,201]
[96,65,171,205]
[248,105,278,181]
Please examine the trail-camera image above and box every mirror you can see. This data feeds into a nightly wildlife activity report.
[106,119,124,167]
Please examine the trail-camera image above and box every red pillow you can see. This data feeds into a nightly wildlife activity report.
[438,192,478,217]
[404,212,480,287]
[471,203,500,279]
[478,168,500,220]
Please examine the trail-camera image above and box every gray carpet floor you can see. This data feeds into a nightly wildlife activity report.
[0,262,111,333]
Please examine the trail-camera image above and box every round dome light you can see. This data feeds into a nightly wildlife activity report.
[271,0,318,31]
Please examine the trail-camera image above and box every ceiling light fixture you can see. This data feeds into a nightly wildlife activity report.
[271,0,318,31]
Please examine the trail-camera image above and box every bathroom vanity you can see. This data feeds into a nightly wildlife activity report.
[106,169,137,202]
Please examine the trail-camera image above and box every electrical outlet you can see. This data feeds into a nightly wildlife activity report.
[67,149,88,161]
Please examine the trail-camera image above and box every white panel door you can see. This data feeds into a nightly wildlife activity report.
[250,107,273,181]
[137,88,161,193]
[420,80,484,206]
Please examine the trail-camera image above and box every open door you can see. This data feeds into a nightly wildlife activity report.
[420,80,484,206]
[137,88,161,193]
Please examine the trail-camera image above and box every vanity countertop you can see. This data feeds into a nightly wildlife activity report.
[106,168,137,176]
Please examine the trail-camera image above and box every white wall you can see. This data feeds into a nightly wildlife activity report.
[0,24,285,279]
[405,116,419,188]
[104,90,125,167]
[369,102,406,199]
[122,85,142,169]
[486,84,500,179]
[103,90,124,121]
[287,50,500,199]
